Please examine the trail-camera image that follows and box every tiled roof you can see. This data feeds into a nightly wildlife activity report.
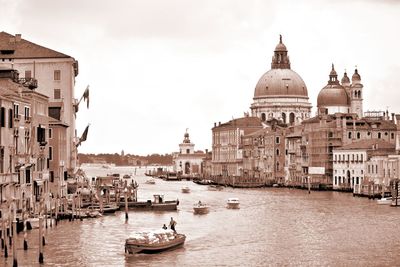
[214,116,262,129]
[336,139,395,150]
[0,79,21,97]
[0,32,71,59]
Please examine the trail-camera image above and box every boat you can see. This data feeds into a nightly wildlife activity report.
[86,203,120,213]
[125,230,185,254]
[377,196,399,205]
[120,195,179,211]
[227,198,240,209]
[193,202,209,214]
[123,174,132,179]
[145,179,156,184]
[208,185,223,191]
[165,172,179,181]
[181,186,191,193]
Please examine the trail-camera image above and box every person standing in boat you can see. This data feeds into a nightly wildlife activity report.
[169,217,177,233]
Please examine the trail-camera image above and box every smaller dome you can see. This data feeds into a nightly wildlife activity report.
[352,68,361,81]
[341,71,350,84]
[317,85,350,107]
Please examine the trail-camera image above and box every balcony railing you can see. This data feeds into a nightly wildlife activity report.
[17,78,38,89]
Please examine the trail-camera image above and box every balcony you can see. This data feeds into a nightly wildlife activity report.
[0,173,19,185]
[13,114,20,121]
[18,78,38,89]
[25,116,32,123]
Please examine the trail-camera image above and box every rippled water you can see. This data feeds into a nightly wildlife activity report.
[1,166,399,266]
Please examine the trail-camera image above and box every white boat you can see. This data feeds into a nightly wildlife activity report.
[377,197,392,205]
[125,230,185,254]
[193,202,209,214]
[145,179,156,184]
[208,185,223,191]
[181,186,191,193]
[227,198,240,209]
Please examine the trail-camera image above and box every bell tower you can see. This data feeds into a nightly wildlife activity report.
[350,68,363,118]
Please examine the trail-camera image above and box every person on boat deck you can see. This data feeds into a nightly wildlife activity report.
[169,217,177,233]
[162,224,167,230]
[198,200,202,206]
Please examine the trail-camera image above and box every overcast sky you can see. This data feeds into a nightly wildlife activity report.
[1,0,400,155]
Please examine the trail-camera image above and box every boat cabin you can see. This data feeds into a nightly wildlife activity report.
[153,195,164,204]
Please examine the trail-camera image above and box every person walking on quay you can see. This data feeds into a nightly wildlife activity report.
[169,217,177,233]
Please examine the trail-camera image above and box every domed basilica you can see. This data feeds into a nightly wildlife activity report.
[250,35,312,125]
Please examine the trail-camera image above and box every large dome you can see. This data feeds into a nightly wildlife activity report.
[317,84,350,107]
[254,69,308,98]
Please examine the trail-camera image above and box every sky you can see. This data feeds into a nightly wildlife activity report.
[1,0,400,156]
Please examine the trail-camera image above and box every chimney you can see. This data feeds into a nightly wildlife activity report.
[205,149,208,154]
[219,121,221,126]
[15,34,22,42]
[391,113,395,122]
[214,122,216,127]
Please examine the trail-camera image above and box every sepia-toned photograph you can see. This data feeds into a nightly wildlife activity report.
[0,0,399,266]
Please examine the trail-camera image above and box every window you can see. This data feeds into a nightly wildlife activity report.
[8,109,13,128]
[357,132,360,139]
[0,107,5,127]
[276,149,280,156]
[49,171,54,183]
[0,147,4,173]
[391,133,395,139]
[25,70,31,79]
[49,146,53,160]
[54,70,61,80]
[378,132,381,139]
[186,149,190,154]
[348,132,352,139]
[49,129,52,139]
[54,89,61,99]
[13,104,19,118]
[261,113,266,121]
[26,169,31,184]
[37,125,46,144]
[276,137,280,144]
[24,107,30,120]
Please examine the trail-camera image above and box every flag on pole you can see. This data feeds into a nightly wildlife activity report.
[83,85,89,108]
[76,124,90,147]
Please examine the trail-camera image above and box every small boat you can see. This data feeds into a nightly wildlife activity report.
[123,174,132,179]
[193,202,209,214]
[87,203,120,214]
[145,179,156,184]
[208,185,223,191]
[125,230,186,254]
[227,198,240,209]
[181,186,191,193]
[377,196,399,205]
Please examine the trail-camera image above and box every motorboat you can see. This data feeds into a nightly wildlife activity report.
[181,186,191,193]
[120,194,179,211]
[208,185,223,191]
[377,196,399,205]
[227,198,240,209]
[145,179,156,185]
[193,202,209,214]
[125,230,185,254]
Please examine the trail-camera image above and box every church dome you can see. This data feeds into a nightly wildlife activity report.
[341,71,350,84]
[254,69,308,98]
[317,64,350,107]
[352,68,361,82]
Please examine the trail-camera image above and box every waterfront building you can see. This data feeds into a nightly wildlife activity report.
[285,125,304,186]
[250,35,311,125]
[0,32,79,181]
[211,116,262,185]
[242,119,286,185]
[172,131,205,177]
[333,139,395,194]
[0,68,50,214]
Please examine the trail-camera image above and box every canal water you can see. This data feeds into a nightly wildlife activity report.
[1,166,399,267]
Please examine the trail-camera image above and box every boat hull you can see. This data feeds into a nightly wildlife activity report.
[125,234,185,254]
[193,207,209,214]
[120,201,178,211]
[227,203,240,209]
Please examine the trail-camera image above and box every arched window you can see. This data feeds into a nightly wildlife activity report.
[358,90,361,98]
[289,113,295,124]
[261,113,266,121]
[348,132,352,139]
[357,132,360,139]
[378,132,381,139]
[391,133,395,139]
[276,149,280,156]
[282,113,286,123]
[276,162,279,171]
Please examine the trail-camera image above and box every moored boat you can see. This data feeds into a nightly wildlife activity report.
[145,179,156,184]
[227,197,240,209]
[193,202,209,214]
[208,184,223,191]
[181,186,191,193]
[125,230,185,254]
